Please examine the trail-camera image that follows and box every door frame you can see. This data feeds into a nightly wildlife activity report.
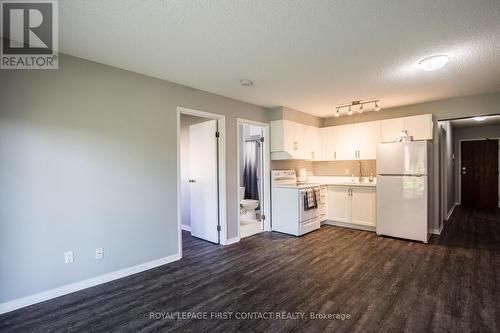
[458,138,500,207]
[177,107,227,256]
[439,125,447,222]
[237,118,271,237]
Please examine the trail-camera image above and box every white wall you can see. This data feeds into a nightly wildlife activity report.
[438,121,455,218]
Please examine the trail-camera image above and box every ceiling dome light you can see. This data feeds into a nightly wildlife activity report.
[473,116,487,121]
[374,101,381,111]
[418,54,451,71]
[358,104,364,113]
[347,106,353,116]
[240,79,254,86]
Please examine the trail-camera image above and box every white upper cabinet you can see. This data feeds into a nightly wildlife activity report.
[320,127,338,161]
[336,123,359,160]
[356,121,380,160]
[271,114,432,161]
[380,114,433,142]
[405,114,433,140]
[380,118,405,143]
[270,120,316,160]
[335,121,380,160]
[307,126,322,161]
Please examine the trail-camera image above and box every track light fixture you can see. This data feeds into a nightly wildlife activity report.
[334,99,381,117]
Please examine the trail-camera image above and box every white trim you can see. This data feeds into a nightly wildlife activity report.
[458,138,499,207]
[236,119,272,240]
[431,223,443,235]
[0,253,180,315]
[177,107,227,246]
[224,236,240,245]
[181,224,192,232]
[445,203,456,221]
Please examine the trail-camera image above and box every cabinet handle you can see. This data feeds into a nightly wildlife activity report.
[334,151,336,160]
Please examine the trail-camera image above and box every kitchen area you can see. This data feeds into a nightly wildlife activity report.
[270,112,434,243]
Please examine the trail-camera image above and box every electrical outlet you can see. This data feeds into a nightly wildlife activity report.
[95,248,104,259]
[64,251,74,264]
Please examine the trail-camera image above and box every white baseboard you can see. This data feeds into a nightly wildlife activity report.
[324,220,376,233]
[0,253,181,315]
[445,204,456,221]
[431,223,443,235]
[222,236,240,245]
[181,224,192,232]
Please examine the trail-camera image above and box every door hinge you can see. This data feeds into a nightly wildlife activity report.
[215,131,220,138]
[217,225,221,231]
[260,136,264,143]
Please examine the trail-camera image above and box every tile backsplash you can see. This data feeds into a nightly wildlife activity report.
[271,159,376,177]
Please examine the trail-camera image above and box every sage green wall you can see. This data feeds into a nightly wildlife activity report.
[0,54,269,303]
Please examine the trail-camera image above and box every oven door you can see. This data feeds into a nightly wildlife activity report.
[299,188,320,222]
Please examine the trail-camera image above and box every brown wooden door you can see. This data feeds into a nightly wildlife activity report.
[461,140,499,209]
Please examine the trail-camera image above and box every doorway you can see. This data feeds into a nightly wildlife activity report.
[178,107,227,253]
[237,119,271,239]
[460,139,499,209]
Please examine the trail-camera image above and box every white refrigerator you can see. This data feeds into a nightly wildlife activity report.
[376,141,432,243]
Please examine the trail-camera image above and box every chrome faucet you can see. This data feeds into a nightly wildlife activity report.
[358,161,364,183]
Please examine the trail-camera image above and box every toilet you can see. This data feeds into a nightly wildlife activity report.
[239,187,259,220]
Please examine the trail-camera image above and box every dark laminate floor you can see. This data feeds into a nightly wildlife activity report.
[1,206,500,332]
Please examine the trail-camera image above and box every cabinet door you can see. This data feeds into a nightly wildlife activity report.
[309,127,322,161]
[293,122,309,159]
[336,124,358,160]
[270,120,284,152]
[326,186,351,223]
[357,121,380,160]
[381,118,405,143]
[320,127,337,161]
[351,187,376,226]
[405,114,433,140]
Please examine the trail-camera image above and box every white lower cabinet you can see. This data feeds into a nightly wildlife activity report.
[326,186,351,223]
[350,187,376,226]
[326,185,376,228]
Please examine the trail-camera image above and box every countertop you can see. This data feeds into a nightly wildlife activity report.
[308,176,377,187]
[273,176,377,189]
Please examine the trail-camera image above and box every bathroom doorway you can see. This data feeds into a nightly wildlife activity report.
[237,119,271,239]
[177,107,227,252]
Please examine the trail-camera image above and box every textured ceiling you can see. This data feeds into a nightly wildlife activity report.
[451,115,500,128]
[58,1,500,117]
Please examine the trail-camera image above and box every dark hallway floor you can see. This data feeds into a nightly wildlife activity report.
[1,207,500,332]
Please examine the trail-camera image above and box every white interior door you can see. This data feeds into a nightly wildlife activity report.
[189,119,219,243]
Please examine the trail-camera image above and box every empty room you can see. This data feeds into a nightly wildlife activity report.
[1,1,500,332]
